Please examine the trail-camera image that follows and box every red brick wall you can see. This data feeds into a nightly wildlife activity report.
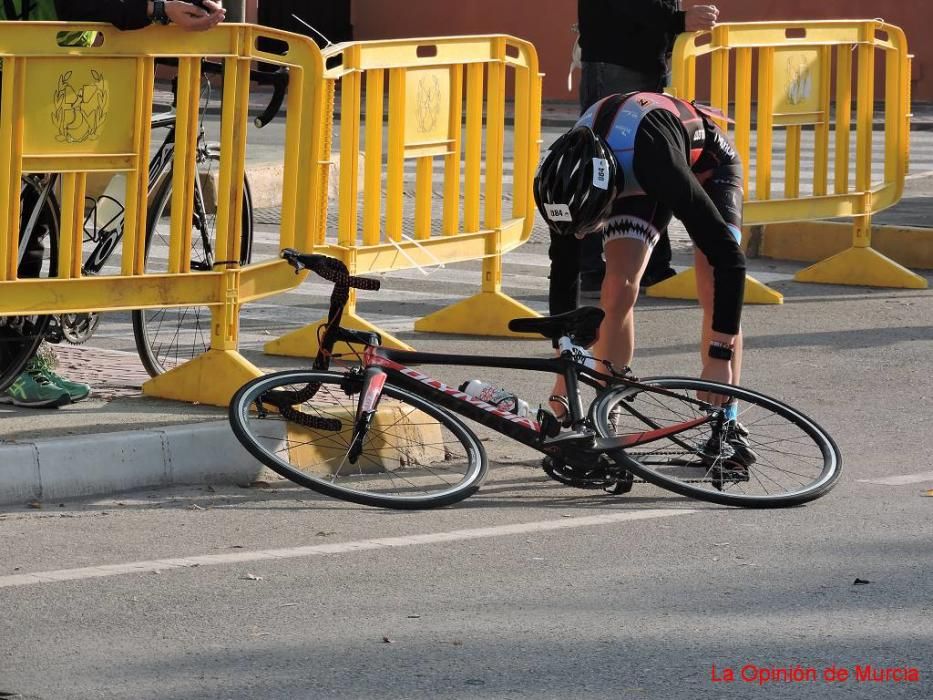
[348,0,931,102]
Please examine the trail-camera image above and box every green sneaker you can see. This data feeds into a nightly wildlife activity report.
[26,358,91,404]
[0,369,71,408]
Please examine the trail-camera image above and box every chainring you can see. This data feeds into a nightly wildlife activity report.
[541,454,629,492]
[60,313,101,345]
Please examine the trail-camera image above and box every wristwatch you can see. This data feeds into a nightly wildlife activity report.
[708,340,734,361]
[152,0,171,25]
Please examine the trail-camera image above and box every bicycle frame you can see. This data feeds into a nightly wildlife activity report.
[281,249,724,468]
[353,345,717,461]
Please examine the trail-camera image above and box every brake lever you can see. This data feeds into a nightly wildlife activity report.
[280,248,303,273]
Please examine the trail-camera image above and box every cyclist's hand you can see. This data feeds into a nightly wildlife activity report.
[165,1,226,31]
[699,358,732,405]
[685,4,719,32]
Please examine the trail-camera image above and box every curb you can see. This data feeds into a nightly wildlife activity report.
[757,221,933,269]
[0,421,263,507]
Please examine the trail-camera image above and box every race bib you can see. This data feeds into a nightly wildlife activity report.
[544,203,573,222]
[592,158,610,190]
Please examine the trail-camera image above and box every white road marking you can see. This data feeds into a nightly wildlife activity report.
[0,509,695,589]
[858,471,933,486]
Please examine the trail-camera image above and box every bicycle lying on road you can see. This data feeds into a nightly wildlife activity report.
[229,250,842,510]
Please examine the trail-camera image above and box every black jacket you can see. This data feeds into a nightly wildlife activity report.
[55,0,151,30]
[578,0,686,78]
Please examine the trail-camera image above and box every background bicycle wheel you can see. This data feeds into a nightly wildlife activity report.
[132,160,253,377]
[0,177,60,391]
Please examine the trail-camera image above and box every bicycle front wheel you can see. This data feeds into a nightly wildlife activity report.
[229,370,488,509]
[132,163,253,376]
[591,378,841,508]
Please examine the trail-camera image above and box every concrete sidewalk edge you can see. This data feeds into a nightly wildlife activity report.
[0,421,263,507]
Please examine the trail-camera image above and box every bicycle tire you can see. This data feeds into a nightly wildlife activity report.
[0,177,60,392]
[230,369,488,509]
[132,165,254,377]
[591,377,842,508]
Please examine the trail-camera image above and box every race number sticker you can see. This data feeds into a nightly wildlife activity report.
[544,203,573,222]
[592,158,611,189]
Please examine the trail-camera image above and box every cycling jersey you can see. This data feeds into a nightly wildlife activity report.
[1,0,95,46]
[568,91,747,335]
[0,1,153,38]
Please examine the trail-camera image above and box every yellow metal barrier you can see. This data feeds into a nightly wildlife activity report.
[651,19,924,303]
[264,35,543,358]
[0,22,328,406]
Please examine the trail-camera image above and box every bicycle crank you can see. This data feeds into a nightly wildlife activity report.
[541,454,635,494]
[60,313,102,345]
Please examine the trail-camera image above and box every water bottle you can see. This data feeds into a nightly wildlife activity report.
[93,173,126,231]
[459,379,531,417]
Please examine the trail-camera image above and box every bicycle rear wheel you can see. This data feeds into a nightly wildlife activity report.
[132,162,253,376]
[591,377,841,508]
[0,177,60,392]
[229,370,488,509]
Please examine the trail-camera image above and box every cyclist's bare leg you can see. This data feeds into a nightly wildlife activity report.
[546,237,649,419]
[590,236,652,371]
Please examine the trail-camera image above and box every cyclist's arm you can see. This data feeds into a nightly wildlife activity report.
[55,0,151,30]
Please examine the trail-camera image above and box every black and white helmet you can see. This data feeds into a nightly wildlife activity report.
[533,125,617,237]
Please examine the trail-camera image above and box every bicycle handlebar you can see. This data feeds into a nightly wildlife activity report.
[253,69,288,128]
[281,249,381,291]
[155,57,288,128]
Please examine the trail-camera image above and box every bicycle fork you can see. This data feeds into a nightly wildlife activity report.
[348,367,388,464]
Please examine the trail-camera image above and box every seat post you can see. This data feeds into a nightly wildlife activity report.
[557,335,586,425]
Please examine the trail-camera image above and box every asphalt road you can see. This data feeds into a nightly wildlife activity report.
[2,248,931,698]
[2,123,932,699]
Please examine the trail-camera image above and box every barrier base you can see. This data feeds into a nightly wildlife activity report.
[414,291,540,337]
[264,309,414,358]
[795,246,928,289]
[645,268,783,304]
[142,350,262,407]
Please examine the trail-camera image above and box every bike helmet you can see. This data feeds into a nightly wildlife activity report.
[533,125,618,237]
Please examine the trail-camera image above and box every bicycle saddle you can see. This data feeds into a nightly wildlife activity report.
[508,306,605,346]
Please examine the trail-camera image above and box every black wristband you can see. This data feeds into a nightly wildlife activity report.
[152,0,170,25]
[708,341,734,361]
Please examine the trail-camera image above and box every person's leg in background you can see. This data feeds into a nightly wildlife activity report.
[1,183,91,408]
[546,231,582,420]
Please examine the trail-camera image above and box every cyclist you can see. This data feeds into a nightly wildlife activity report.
[0,0,225,407]
[534,91,751,456]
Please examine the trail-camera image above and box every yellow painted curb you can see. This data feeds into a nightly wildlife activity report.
[286,405,443,475]
[760,222,933,270]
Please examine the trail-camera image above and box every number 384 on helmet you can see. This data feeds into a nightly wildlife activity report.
[533,125,618,238]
